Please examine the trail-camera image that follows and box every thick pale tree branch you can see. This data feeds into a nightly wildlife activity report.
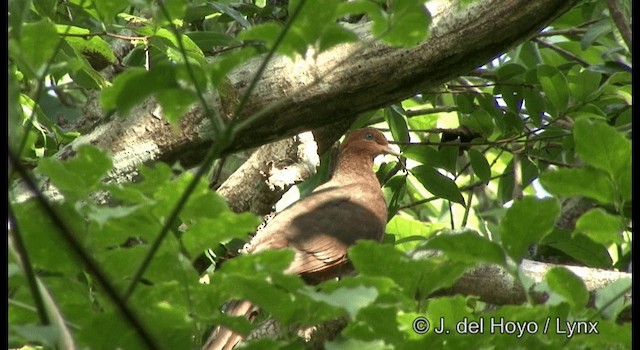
[226,258,632,347]
[16,0,578,202]
[441,259,632,307]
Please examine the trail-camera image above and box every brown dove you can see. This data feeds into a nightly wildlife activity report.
[204,128,399,350]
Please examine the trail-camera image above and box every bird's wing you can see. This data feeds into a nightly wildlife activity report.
[247,183,386,281]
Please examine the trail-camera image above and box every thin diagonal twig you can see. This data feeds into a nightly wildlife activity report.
[122,0,310,300]
[8,150,161,350]
[8,208,50,326]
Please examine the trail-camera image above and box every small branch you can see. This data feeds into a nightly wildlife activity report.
[207,42,264,55]
[467,68,498,80]
[524,153,577,168]
[405,106,458,117]
[445,82,536,89]
[428,258,633,307]
[512,152,523,200]
[391,132,570,147]
[8,151,161,350]
[8,210,50,326]
[378,127,457,134]
[606,0,632,51]
[535,28,588,37]
[397,171,513,210]
[60,31,147,42]
[532,38,591,67]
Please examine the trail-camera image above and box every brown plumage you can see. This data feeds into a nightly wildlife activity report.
[204,128,399,350]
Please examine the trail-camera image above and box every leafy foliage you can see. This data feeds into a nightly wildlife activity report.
[8,0,631,349]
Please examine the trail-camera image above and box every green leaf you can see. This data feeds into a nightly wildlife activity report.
[537,65,569,115]
[384,175,407,218]
[541,230,612,269]
[411,165,465,205]
[523,74,546,126]
[238,22,287,50]
[212,251,312,324]
[100,64,178,114]
[436,145,458,175]
[424,230,506,265]
[497,157,539,204]
[545,267,588,308]
[581,20,611,50]
[575,208,624,245]
[185,31,241,51]
[344,305,404,343]
[402,145,439,168]
[337,0,382,20]
[146,28,205,64]
[496,63,527,81]
[500,196,560,261]
[573,118,631,180]
[302,286,378,319]
[461,109,494,137]
[287,0,342,54]
[426,295,475,333]
[56,25,117,69]
[454,93,475,114]
[8,66,23,153]
[317,24,358,52]
[349,241,470,298]
[216,249,295,277]
[11,200,83,273]
[349,242,421,295]
[182,213,259,257]
[538,167,616,205]
[568,68,602,102]
[11,325,59,349]
[326,338,392,350]
[77,310,146,349]
[211,2,252,29]
[94,0,129,22]
[37,145,113,199]
[468,149,491,183]
[594,277,631,320]
[384,105,409,143]
[373,0,431,47]
[85,204,143,229]
[386,215,442,240]
[501,85,524,112]
[385,215,443,251]
[14,19,60,72]
[85,204,161,250]
[155,88,198,126]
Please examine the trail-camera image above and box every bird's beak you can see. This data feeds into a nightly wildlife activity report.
[384,145,402,157]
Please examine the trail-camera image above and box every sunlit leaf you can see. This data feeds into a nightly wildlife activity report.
[424,230,506,265]
[411,165,465,205]
[575,208,624,245]
[537,65,569,115]
[37,145,113,199]
[468,149,491,183]
[500,196,560,261]
[545,267,588,308]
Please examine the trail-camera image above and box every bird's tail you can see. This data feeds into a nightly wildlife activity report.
[202,300,260,350]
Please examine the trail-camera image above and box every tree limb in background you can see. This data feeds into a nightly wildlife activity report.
[12,0,579,203]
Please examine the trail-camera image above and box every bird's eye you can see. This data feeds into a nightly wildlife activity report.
[364,132,374,140]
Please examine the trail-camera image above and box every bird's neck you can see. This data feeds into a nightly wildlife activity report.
[331,151,379,185]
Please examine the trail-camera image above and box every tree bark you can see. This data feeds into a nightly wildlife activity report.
[224,258,632,347]
[21,0,578,195]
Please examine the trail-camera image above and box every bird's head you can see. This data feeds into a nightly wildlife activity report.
[340,128,401,159]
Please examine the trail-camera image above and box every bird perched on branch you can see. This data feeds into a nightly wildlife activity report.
[204,128,400,350]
